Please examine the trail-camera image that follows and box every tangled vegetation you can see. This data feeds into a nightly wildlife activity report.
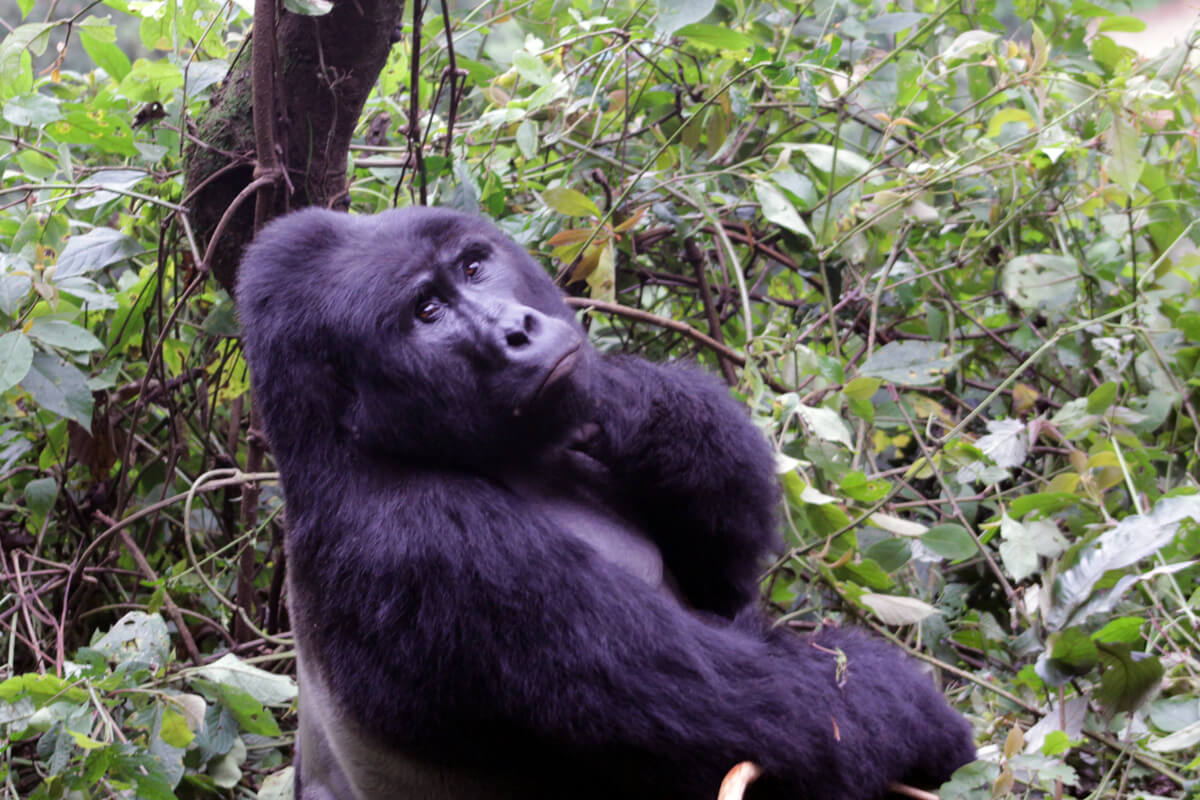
[1,0,1199,797]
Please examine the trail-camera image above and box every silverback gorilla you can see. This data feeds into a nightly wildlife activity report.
[235,207,974,800]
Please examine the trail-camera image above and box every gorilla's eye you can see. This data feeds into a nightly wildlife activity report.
[464,261,482,279]
[416,298,441,323]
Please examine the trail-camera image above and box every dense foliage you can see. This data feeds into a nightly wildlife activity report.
[1,0,1199,797]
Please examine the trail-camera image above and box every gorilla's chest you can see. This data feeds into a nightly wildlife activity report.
[502,474,673,595]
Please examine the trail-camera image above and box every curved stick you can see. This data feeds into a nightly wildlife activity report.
[716,761,941,800]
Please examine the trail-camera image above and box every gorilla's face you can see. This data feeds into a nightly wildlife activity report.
[237,207,593,471]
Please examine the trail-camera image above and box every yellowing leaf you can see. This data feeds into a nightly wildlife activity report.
[542,187,602,218]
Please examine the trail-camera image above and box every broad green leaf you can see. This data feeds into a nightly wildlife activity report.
[16,0,34,17]
[922,524,977,561]
[1086,381,1118,414]
[791,143,873,179]
[47,106,138,156]
[542,187,601,218]
[1092,617,1143,644]
[1097,15,1146,33]
[1009,492,1078,518]
[215,685,282,736]
[1047,628,1099,677]
[1096,643,1163,716]
[1106,114,1144,194]
[0,24,53,79]
[94,612,170,671]
[868,513,927,537]
[1002,254,1079,314]
[999,513,1039,581]
[986,108,1034,138]
[284,0,333,14]
[1047,494,1200,630]
[28,319,104,352]
[941,30,998,63]
[512,50,552,87]
[159,708,195,748]
[756,181,813,242]
[676,24,753,50]
[193,653,298,706]
[515,120,538,159]
[859,340,966,386]
[24,477,57,520]
[54,228,140,280]
[117,59,184,103]
[654,0,715,33]
[80,27,132,81]
[1149,721,1200,753]
[860,593,936,625]
[3,92,61,126]
[0,331,34,392]
[20,352,93,427]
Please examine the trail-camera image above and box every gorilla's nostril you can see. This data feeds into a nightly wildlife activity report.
[523,313,538,333]
[506,330,530,348]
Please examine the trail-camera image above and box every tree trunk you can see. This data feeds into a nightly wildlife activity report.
[184,0,406,293]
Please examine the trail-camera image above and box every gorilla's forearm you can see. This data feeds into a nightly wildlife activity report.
[590,356,780,615]
[292,477,970,800]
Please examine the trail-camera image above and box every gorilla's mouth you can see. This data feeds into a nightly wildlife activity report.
[534,343,583,400]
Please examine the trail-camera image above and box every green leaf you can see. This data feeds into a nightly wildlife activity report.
[28,319,104,352]
[284,0,333,13]
[922,524,978,561]
[1097,15,1146,33]
[860,593,936,625]
[1106,114,1144,194]
[159,707,195,748]
[80,27,132,81]
[512,51,552,87]
[216,685,283,736]
[1009,492,1078,518]
[1047,627,1099,677]
[117,59,184,103]
[515,120,538,159]
[654,0,715,33]
[3,92,62,126]
[755,181,813,242]
[941,30,998,63]
[791,143,873,179]
[0,24,53,79]
[542,187,601,218]
[16,0,34,18]
[676,24,753,51]
[93,612,170,671]
[1002,254,1079,314]
[859,340,967,386]
[1086,381,1117,415]
[47,106,138,157]
[20,352,93,427]
[986,108,1034,138]
[193,653,298,706]
[0,331,34,392]
[1096,643,1163,716]
[54,228,140,280]
[1092,617,1143,644]
[1047,494,1200,630]
[23,476,57,520]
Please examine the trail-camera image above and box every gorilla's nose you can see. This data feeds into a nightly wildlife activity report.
[503,311,538,348]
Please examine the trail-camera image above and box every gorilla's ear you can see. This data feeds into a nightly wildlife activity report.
[236,209,358,451]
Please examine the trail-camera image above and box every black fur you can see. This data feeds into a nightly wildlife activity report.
[236,207,975,800]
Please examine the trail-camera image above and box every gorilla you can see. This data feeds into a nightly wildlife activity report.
[235,207,975,800]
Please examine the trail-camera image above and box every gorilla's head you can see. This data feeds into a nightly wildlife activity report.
[237,207,592,471]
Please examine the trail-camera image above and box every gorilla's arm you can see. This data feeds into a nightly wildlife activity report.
[587,357,780,615]
[300,475,973,800]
